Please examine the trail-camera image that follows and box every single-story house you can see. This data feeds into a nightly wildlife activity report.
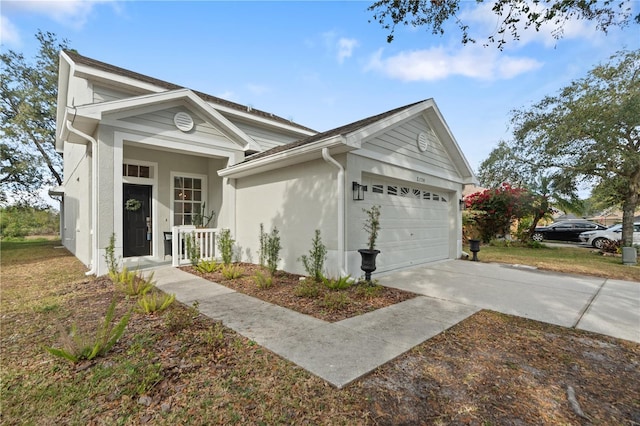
[54,50,476,278]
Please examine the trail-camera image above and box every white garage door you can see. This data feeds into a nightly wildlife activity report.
[360,177,451,273]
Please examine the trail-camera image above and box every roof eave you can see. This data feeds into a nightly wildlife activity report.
[218,135,348,179]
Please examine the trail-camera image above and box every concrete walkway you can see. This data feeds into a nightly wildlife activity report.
[152,261,639,388]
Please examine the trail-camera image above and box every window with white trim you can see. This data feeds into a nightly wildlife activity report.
[123,163,152,178]
[173,176,204,226]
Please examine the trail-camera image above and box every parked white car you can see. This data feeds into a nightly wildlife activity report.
[579,223,640,248]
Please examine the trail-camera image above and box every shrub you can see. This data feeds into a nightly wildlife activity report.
[322,275,352,291]
[294,279,320,298]
[515,216,534,242]
[299,229,327,282]
[137,291,175,314]
[196,259,220,273]
[46,299,131,363]
[112,267,155,297]
[265,227,281,275]
[104,233,119,276]
[355,283,383,299]
[202,322,226,349]
[221,264,243,279]
[362,205,381,250]
[253,269,273,289]
[258,223,267,267]
[0,205,59,238]
[526,240,546,249]
[185,232,200,266]
[217,228,234,265]
[322,292,349,311]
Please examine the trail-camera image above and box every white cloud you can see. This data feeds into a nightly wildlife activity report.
[321,30,359,63]
[337,37,359,63]
[2,0,119,30]
[0,15,21,46]
[458,1,602,48]
[365,46,542,81]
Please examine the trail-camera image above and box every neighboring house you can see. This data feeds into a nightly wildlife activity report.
[54,50,476,278]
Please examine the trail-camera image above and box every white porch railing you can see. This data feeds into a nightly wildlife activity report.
[171,226,220,267]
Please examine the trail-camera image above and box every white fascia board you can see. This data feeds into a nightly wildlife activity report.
[56,52,73,151]
[211,103,317,138]
[218,135,346,179]
[73,63,167,95]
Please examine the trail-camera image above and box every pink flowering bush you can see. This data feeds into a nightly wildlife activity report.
[465,183,551,243]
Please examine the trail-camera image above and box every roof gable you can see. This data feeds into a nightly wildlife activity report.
[58,89,261,152]
[221,99,475,183]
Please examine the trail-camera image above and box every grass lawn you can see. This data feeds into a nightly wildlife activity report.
[2,239,639,425]
[467,242,640,282]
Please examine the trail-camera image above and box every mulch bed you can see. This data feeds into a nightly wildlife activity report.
[180,263,417,322]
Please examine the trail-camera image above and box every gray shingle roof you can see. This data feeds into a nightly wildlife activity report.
[242,99,427,163]
[63,50,316,133]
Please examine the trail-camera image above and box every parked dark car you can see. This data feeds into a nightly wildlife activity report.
[532,220,608,242]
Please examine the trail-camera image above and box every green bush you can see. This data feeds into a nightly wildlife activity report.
[46,299,131,363]
[322,275,352,291]
[265,227,281,275]
[259,223,267,267]
[185,232,200,266]
[111,267,155,297]
[322,292,349,311]
[299,229,327,282]
[355,283,383,299]
[196,259,220,273]
[137,291,175,314]
[221,264,243,279]
[0,205,59,238]
[217,228,234,265]
[294,279,320,298]
[253,269,273,289]
[104,233,119,276]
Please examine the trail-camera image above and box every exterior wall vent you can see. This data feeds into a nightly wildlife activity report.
[417,132,429,152]
[174,112,194,132]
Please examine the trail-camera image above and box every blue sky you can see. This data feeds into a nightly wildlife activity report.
[2,0,639,178]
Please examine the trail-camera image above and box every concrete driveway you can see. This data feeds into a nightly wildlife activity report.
[377,260,640,343]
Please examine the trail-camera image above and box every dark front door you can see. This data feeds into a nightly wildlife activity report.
[123,184,152,257]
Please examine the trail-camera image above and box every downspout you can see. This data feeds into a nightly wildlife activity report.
[66,120,99,276]
[321,148,348,277]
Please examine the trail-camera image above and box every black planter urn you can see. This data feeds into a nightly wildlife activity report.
[358,249,380,282]
[469,239,481,261]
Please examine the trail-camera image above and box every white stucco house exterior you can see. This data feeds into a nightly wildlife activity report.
[54,50,476,278]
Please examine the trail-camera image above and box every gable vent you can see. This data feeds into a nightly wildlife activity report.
[174,112,194,132]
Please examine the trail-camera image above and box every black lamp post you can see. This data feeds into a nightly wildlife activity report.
[469,239,481,261]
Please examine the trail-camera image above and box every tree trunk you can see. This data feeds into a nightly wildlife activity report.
[621,186,639,247]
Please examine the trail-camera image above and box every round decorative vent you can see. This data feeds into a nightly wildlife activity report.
[417,132,429,152]
[174,112,194,132]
